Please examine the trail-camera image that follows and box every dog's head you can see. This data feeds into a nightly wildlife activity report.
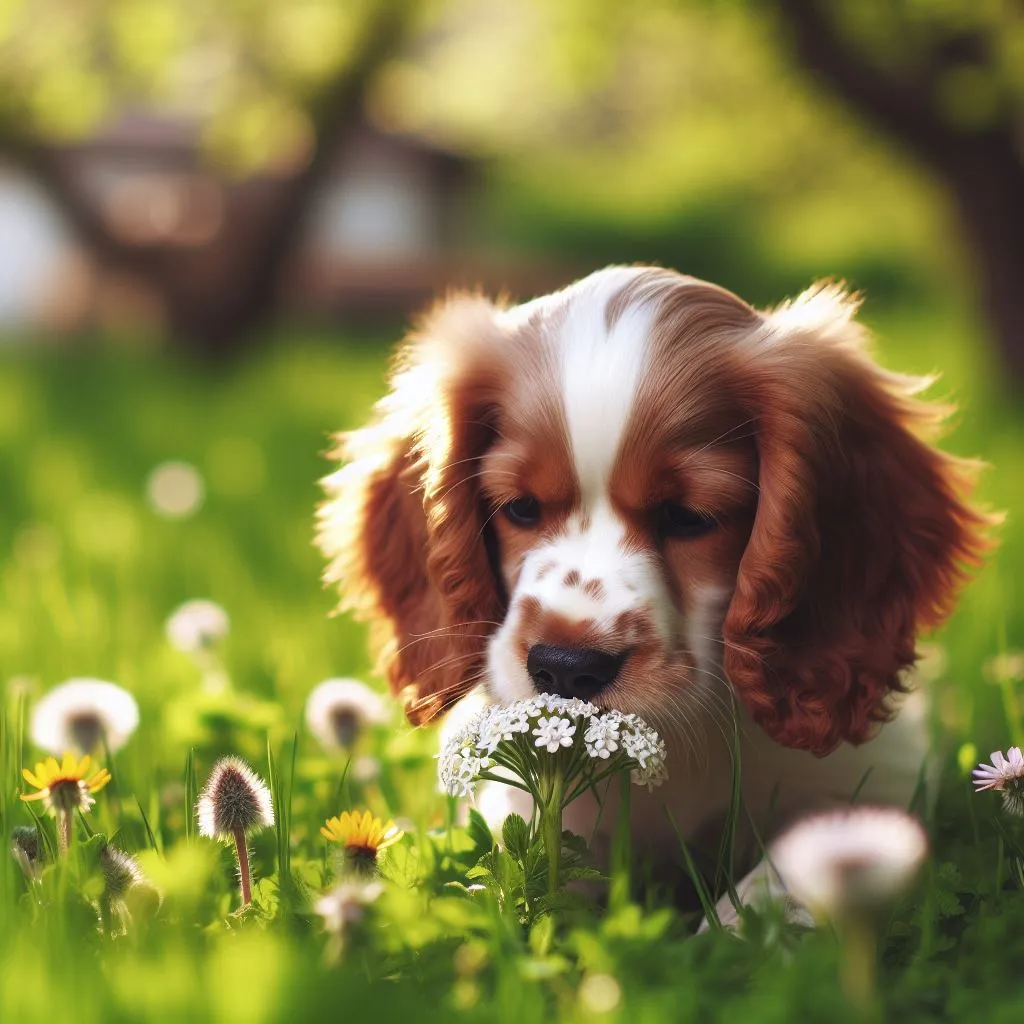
[318,266,993,756]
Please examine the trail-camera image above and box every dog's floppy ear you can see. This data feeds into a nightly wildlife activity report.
[317,296,508,724]
[723,285,996,756]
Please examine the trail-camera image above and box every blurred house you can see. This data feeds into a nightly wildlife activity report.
[0,111,534,338]
[0,167,77,333]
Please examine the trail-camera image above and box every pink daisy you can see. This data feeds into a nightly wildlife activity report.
[973,747,1024,814]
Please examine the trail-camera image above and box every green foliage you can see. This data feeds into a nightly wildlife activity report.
[0,0,394,173]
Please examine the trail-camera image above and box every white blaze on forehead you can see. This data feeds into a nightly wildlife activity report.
[555,267,658,500]
[523,505,629,612]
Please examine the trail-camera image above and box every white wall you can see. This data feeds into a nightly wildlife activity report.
[0,166,75,331]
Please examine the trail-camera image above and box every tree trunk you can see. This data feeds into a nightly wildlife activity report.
[1,0,409,360]
[773,0,1024,383]
[940,143,1024,381]
[142,1,410,359]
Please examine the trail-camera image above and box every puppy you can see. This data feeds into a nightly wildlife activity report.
[317,265,993,921]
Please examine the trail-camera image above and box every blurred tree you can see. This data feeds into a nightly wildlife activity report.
[0,0,410,356]
[771,0,1024,378]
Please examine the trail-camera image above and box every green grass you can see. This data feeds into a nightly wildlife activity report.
[1,301,1023,1022]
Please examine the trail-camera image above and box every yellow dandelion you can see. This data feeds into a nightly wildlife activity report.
[21,751,111,852]
[321,810,403,863]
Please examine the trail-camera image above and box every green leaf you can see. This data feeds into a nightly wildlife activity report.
[136,797,159,853]
[561,829,590,858]
[534,889,598,920]
[251,876,280,918]
[71,832,108,901]
[518,954,571,979]
[467,809,494,859]
[560,866,605,884]
[502,813,531,862]
[529,913,555,956]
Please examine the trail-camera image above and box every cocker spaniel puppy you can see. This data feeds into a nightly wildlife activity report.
[317,265,992,921]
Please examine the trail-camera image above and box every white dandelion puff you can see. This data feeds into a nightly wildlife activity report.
[100,844,147,900]
[30,678,139,755]
[316,878,384,960]
[771,807,928,921]
[99,844,162,932]
[196,756,274,839]
[165,600,230,653]
[304,678,388,750]
[315,879,384,934]
[196,756,274,908]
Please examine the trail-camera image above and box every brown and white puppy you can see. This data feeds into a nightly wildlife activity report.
[317,265,993,919]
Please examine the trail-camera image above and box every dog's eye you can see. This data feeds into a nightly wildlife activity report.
[657,502,717,539]
[503,496,542,527]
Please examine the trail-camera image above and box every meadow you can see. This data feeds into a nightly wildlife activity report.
[2,290,1024,1022]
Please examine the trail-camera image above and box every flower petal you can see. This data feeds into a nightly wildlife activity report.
[19,790,47,801]
[21,768,42,788]
[974,777,1003,791]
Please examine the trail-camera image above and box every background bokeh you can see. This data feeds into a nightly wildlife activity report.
[2,0,1023,822]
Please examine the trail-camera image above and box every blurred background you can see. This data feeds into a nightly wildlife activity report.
[2,0,1023,750]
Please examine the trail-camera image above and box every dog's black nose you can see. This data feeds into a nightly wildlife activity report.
[526,644,624,699]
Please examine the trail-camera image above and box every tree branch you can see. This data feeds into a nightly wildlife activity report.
[3,140,152,272]
[202,0,413,348]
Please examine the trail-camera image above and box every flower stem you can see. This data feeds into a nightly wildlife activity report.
[609,772,632,912]
[839,918,880,1023]
[541,765,564,898]
[99,896,114,936]
[58,809,72,855]
[233,827,253,907]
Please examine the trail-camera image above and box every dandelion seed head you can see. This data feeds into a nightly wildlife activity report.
[166,600,230,653]
[304,678,387,751]
[11,825,44,879]
[315,879,383,934]
[100,844,146,899]
[772,807,928,921]
[30,678,140,755]
[197,757,274,839]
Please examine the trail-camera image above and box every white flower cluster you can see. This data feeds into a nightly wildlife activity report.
[437,693,667,798]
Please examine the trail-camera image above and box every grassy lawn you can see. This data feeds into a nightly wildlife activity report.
[2,298,1023,1021]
